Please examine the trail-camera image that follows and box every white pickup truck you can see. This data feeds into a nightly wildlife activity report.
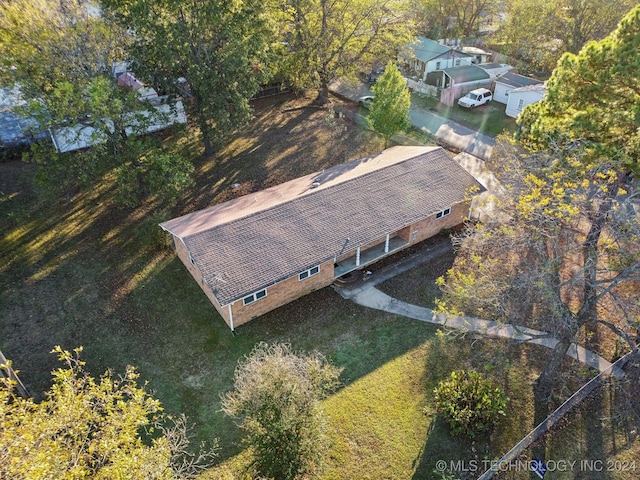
[457,88,493,108]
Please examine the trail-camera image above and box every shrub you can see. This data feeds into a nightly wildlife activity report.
[221,342,342,480]
[434,370,507,437]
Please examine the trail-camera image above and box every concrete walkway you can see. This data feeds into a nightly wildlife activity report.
[333,240,625,379]
[330,80,495,160]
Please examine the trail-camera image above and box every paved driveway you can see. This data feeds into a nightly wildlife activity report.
[330,79,495,160]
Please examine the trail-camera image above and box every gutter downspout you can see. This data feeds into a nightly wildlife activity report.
[228,304,234,331]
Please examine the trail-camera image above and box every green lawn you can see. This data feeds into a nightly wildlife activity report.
[410,92,518,138]
[1,91,637,479]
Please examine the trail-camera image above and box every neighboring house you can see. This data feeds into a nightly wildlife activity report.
[505,84,547,118]
[0,86,45,149]
[493,72,543,104]
[50,70,187,153]
[160,146,485,330]
[428,63,512,107]
[401,37,474,82]
[50,98,187,153]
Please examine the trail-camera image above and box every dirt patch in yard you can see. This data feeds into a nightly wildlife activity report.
[376,249,456,308]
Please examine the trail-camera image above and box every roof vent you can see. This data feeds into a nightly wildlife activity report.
[310,182,321,189]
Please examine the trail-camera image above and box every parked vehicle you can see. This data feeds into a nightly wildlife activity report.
[358,95,375,108]
[457,88,492,108]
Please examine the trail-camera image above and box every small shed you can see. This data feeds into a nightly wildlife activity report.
[493,72,543,105]
[506,84,546,118]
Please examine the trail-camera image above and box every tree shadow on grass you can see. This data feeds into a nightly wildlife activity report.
[411,333,540,479]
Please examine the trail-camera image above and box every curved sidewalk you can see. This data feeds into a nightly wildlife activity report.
[333,242,624,378]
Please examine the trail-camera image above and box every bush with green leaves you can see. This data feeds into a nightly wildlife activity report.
[221,342,342,480]
[434,370,507,437]
[0,346,216,479]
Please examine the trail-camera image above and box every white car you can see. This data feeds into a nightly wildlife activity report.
[358,95,374,108]
[457,88,492,108]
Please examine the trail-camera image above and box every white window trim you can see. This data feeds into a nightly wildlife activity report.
[436,207,451,219]
[299,265,320,281]
[243,288,268,306]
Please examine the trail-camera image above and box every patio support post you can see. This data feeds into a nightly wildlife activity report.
[384,234,390,253]
[356,247,361,266]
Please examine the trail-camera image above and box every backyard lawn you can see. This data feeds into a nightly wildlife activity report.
[1,90,637,479]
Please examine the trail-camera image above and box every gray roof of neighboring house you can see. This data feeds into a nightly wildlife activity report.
[495,72,543,88]
[0,87,40,147]
[409,37,472,63]
[510,84,547,95]
[442,65,491,83]
[161,146,484,305]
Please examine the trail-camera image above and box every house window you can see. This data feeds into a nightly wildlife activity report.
[435,61,441,70]
[455,59,461,66]
[436,207,451,219]
[299,265,320,281]
[243,288,268,306]
[517,98,524,110]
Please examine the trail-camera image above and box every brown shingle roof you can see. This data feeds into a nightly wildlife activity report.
[160,146,483,305]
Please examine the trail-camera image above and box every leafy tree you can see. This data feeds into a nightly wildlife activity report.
[103,0,278,156]
[0,346,216,479]
[414,0,501,39]
[221,342,342,480]
[434,370,507,437]
[437,5,640,403]
[367,61,411,148]
[280,0,413,104]
[518,3,640,177]
[0,0,192,206]
[437,138,640,401]
[497,0,636,74]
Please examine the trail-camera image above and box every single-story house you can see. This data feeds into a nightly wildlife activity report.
[401,37,474,82]
[160,146,485,330]
[505,84,546,118]
[50,70,187,153]
[493,72,543,104]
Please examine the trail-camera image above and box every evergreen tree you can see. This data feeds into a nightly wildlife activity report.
[367,61,411,148]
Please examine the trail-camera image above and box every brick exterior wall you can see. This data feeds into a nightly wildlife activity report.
[229,259,335,327]
[406,202,469,244]
[173,238,232,326]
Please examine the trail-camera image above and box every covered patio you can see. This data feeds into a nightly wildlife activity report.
[334,236,408,278]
